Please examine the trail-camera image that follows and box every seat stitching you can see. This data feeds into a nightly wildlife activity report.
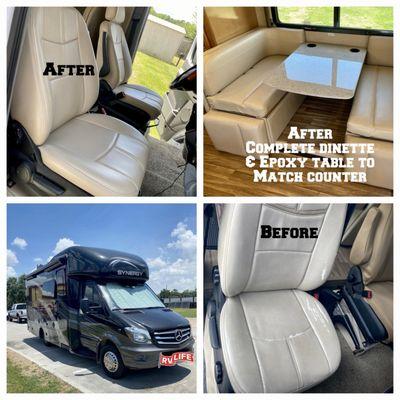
[286,337,303,390]
[292,290,332,372]
[94,134,119,160]
[297,205,330,288]
[114,145,146,171]
[244,205,263,292]
[239,296,269,392]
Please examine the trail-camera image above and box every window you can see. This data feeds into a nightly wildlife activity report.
[42,280,56,298]
[340,7,393,31]
[83,282,101,306]
[16,304,26,309]
[56,269,66,296]
[273,7,393,35]
[100,283,164,310]
[276,7,334,27]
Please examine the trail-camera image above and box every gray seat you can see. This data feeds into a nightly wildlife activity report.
[10,7,148,196]
[214,204,347,392]
[96,7,163,120]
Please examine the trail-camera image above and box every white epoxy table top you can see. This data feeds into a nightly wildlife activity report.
[266,43,367,99]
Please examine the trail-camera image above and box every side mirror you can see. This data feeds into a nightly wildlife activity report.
[80,298,90,313]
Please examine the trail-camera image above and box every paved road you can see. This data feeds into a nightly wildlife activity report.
[7,319,196,393]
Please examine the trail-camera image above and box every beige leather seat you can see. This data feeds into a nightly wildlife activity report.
[204,28,305,155]
[217,204,346,392]
[96,7,163,120]
[345,36,393,190]
[11,7,148,196]
[349,204,393,341]
[82,7,106,52]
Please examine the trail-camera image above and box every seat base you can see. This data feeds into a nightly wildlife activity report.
[345,133,393,190]
[220,290,340,393]
[39,113,148,196]
[114,84,163,120]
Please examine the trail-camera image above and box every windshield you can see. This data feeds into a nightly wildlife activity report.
[100,282,164,310]
[16,304,26,309]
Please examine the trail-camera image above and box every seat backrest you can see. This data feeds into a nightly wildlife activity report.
[366,36,393,67]
[204,27,304,97]
[218,204,347,297]
[350,204,393,284]
[83,7,106,52]
[97,7,132,89]
[10,7,99,146]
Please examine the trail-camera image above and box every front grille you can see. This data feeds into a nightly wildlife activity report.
[153,326,191,345]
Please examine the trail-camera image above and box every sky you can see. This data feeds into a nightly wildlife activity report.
[154,4,196,23]
[7,204,196,294]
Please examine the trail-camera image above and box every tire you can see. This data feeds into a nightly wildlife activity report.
[100,344,126,379]
[39,329,51,347]
[17,315,21,324]
[6,315,9,321]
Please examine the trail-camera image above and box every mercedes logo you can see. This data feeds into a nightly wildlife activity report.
[175,329,183,341]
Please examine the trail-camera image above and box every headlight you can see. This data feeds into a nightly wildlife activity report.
[125,326,151,343]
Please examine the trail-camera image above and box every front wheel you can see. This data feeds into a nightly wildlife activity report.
[17,315,21,323]
[100,344,126,379]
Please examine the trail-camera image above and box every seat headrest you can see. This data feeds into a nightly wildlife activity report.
[105,7,125,24]
[350,204,393,284]
[218,204,347,297]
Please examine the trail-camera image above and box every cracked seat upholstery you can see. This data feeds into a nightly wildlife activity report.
[218,204,347,392]
[97,7,162,120]
[10,7,148,196]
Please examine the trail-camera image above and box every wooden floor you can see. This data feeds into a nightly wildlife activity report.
[204,97,392,197]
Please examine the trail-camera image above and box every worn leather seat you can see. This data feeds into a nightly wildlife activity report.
[218,204,346,392]
[11,7,148,196]
[96,7,163,120]
[349,204,393,341]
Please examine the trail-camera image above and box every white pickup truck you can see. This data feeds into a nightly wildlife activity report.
[7,303,27,323]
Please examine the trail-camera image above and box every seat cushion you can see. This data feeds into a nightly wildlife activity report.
[39,113,148,196]
[347,65,393,141]
[207,56,286,118]
[366,281,393,342]
[220,290,340,393]
[115,84,163,120]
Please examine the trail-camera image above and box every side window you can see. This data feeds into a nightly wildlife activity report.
[276,7,334,27]
[83,282,100,305]
[56,269,66,297]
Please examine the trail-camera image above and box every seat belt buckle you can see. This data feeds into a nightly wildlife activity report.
[313,292,319,300]
[100,107,107,115]
[362,290,373,299]
[212,267,220,286]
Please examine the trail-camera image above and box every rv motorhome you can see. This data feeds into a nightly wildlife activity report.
[25,246,194,378]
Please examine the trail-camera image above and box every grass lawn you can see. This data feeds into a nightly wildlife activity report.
[278,7,393,30]
[128,51,183,139]
[128,51,183,98]
[172,308,196,318]
[7,349,79,393]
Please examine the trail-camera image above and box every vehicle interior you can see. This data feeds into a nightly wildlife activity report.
[203,7,393,196]
[7,7,197,197]
[203,203,393,393]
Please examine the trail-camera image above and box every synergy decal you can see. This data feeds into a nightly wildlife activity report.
[260,225,319,239]
[43,62,95,76]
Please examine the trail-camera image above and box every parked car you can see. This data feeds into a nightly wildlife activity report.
[26,246,195,379]
[7,303,27,323]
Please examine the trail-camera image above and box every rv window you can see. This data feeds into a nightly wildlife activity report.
[273,7,393,35]
[100,283,164,310]
[42,280,56,298]
[56,269,66,296]
[83,282,101,305]
[275,7,334,27]
[340,7,393,31]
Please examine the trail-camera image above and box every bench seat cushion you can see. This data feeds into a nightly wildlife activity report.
[347,65,393,142]
[207,56,286,119]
